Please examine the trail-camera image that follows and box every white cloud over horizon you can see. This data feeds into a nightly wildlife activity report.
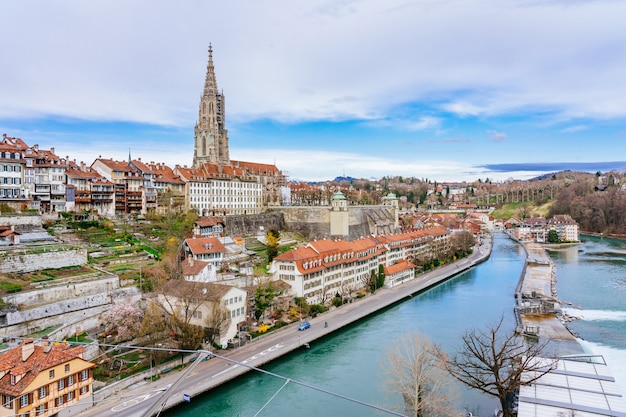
[2,0,626,182]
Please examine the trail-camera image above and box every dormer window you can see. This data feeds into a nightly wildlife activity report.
[10,374,15,385]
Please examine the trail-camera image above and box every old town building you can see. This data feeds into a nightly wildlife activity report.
[273,227,450,305]
[0,340,95,417]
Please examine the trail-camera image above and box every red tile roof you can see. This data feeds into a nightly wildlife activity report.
[181,257,210,276]
[0,342,93,397]
[384,259,415,275]
[184,237,226,255]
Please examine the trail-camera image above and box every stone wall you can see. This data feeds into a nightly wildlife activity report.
[3,276,119,308]
[0,287,140,337]
[272,206,398,240]
[0,247,87,273]
[225,212,285,237]
[275,207,331,239]
[0,214,42,227]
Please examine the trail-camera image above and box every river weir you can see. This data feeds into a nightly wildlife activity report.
[515,242,582,356]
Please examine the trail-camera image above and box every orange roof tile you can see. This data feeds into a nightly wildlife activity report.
[185,237,226,255]
[0,342,93,397]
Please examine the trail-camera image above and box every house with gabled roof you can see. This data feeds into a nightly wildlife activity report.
[182,237,226,271]
[0,340,95,417]
[158,280,247,348]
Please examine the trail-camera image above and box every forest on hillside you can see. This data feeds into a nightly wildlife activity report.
[548,173,626,236]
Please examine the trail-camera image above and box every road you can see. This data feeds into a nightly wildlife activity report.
[77,237,492,417]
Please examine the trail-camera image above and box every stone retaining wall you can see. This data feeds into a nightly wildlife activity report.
[0,248,87,273]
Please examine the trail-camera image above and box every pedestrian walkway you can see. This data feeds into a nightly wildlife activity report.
[516,242,581,356]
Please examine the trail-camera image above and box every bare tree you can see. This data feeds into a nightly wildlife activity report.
[157,280,215,350]
[204,302,231,347]
[384,332,458,417]
[442,318,556,417]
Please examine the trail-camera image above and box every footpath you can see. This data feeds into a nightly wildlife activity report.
[514,241,582,356]
[75,235,493,417]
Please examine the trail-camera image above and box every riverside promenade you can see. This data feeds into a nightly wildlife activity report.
[514,242,582,356]
[76,236,493,417]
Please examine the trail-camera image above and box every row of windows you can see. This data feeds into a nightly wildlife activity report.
[1,177,21,184]
[1,189,23,197]
[226,295,243,305]
[190,196,260,203]
[231,307,244,318]
[190,188,261,196]
[2,165,21,172]
[191,181,257,189]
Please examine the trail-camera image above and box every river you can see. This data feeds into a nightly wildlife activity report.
[549,234,626,394]
[163,233,626,416]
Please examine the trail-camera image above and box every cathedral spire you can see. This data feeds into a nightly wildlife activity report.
[203,43,217,97]
[193,44,230,167]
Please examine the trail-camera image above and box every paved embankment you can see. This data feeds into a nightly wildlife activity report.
[515,242,582,356]
[77,236,493,417]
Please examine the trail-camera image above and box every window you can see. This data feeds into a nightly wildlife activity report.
[57,396,63,406]
[80,385,89,395]
[58,379,65,390]
[65,364,70,373]
[38,386,47,399]
[3,395,14,409]
[68,375,74,386]
[49,370,54,379]
[20,394,29,407]
[10,375,15,385]
[80,369,89,381]
[36,404,46,416]
[67,391,74,401]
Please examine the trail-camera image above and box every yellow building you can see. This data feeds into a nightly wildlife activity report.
[0,340,95,417]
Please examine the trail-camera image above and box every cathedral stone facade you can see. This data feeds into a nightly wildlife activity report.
[193,45,230,167]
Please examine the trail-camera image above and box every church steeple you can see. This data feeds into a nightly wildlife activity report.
[203,44,218,98]
[193,44,230,167]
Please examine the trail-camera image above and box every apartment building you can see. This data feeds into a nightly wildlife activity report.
[0,135,27,205]
[0,340,95,417]
[65,164,115,216]
[273,227,450,305]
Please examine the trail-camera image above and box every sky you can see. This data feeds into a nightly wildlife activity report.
[2,0,626,183]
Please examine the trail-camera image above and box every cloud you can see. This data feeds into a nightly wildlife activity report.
[560,125,588,133]
[2,0,626,127]
[443,138,471,143]
[230,148,478,182]
[487,130,507,142]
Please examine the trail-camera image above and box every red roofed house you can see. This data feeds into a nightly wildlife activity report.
[0,340,95,417]
[384,259,416,288]
[181,256,215,283]
[181,237,226,281]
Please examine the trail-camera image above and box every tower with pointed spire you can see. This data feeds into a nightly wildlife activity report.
[193,44,230,167]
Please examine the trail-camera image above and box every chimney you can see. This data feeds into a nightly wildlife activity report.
[50,147,55,154]
[22,340,35,362]
[189,256,194,267]
[43,342,51,353]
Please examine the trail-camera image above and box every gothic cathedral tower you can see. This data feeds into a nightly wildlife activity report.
[193,44,230,167]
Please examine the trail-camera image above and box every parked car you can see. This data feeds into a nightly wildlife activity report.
[298,321,311,331]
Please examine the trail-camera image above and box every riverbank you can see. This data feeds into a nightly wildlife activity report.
[77,236,494,417]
